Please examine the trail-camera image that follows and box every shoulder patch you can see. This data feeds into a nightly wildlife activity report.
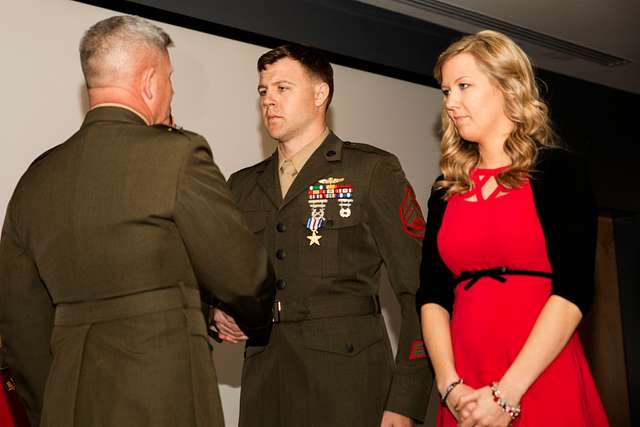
[400,185,426,239]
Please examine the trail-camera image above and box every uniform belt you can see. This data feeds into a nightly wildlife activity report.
[272,295,381,323]
[455,267,553,290]
[54,286,201,326]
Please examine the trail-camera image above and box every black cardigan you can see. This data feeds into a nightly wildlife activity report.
[416,148,597,315]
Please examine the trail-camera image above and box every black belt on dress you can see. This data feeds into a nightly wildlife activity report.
[454,267,553,290]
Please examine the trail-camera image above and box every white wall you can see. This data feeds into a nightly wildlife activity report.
[1,1,444,425]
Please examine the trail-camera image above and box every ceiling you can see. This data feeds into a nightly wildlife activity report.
[356,0,640,95]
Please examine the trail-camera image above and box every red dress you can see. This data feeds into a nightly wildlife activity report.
[436,167,608,426]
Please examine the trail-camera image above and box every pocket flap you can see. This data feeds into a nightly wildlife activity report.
[302,317,383,356]
[302,205,361,230]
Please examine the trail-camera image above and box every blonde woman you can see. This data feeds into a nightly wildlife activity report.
[417,30,608,426]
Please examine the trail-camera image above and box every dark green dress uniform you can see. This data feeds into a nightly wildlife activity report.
[230,132,434,426]
[0,106,275,427]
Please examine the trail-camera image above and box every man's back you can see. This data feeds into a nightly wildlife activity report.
[1,106,274,426]
[16,108,202,301]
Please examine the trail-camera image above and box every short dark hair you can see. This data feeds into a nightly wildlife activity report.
[258,43,334,109]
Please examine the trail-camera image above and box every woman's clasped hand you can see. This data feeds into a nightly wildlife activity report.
[453,386,513,427]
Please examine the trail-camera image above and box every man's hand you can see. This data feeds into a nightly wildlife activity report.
[380,410,415,427]
[210,307,247,343]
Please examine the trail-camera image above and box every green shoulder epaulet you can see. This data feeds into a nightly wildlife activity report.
[151,124,201,141]
[342,141,391,157]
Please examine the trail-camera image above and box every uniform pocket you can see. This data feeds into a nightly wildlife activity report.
[302,316,383,357]
[322,203,361,230]
[301,203,364,278]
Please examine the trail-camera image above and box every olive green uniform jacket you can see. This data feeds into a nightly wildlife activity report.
[229,132,433,426]
[0,107,275,427]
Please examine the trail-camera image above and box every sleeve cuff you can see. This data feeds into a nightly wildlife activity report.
[385,367,434,422]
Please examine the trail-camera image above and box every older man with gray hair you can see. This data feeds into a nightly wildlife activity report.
[0,15,274,427]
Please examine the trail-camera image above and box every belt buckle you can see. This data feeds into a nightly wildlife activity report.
[272,300,282,323]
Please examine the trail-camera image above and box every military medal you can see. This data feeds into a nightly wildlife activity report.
[337,186,353,218]
[306,229,322,246]
[307,177,355,245]
[317,177,353,219]
[305,200,326,246]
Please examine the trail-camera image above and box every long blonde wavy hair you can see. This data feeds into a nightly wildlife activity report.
[433,30,558,198]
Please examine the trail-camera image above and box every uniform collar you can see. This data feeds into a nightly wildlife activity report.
[81,105,148,128]
[277,127,329,173]
[256,130,344,210]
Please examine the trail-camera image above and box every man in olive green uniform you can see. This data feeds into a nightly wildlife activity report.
[212,45,433,426]
[0,16,274,427]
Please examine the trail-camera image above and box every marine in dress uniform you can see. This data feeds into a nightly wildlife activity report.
[215,44,434,427]
[0,16,274,427]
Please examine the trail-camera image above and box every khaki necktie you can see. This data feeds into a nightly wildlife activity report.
[279,159,298,197]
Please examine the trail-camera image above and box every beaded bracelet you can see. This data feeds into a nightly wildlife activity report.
[441,378,463,404]
[490,382,521,421]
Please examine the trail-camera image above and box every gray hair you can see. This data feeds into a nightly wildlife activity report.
[79,15,173,87]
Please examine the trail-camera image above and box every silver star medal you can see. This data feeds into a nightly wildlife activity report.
[307,183,328,246]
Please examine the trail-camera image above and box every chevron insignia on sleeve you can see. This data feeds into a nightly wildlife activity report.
[399,185,426,239]
[409,340,428,360]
